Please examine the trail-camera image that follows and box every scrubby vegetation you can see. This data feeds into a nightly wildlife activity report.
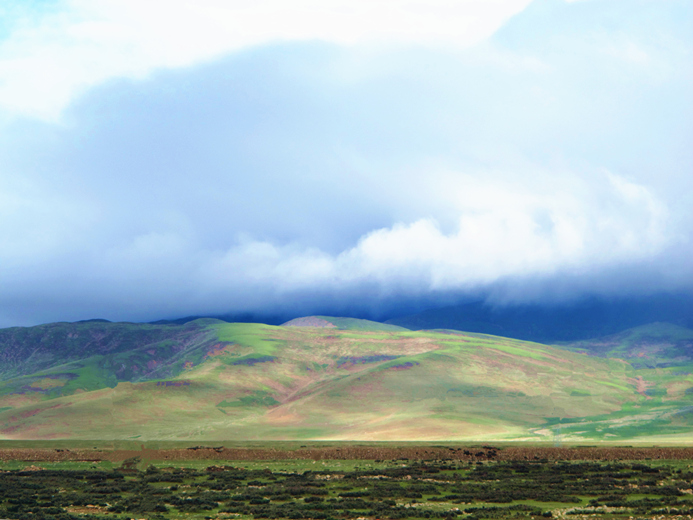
[2,458,693,520]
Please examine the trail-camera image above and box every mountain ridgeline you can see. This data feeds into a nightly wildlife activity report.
[0,314,692,442]
[0,319,219,381]
[385,295,693,342]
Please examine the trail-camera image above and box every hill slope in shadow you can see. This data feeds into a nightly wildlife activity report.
[385,295,693,343]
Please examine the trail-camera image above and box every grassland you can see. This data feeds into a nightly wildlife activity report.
[1,318,692,442]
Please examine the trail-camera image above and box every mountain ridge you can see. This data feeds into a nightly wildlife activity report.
[0,317,692,442]
[385,295,693,342]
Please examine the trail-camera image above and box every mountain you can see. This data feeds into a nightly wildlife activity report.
[282,315,407,332]
[0,319,220,382]
[1,317,692,442]
[385,295,693,342]
[559,322,693,368]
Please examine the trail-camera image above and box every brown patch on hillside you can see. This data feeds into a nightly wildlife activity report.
[6,403,65,423]
[0,394,42,408]
[628,376,654,398]
[206,342,238,358]
[28,378,68,390]
[626,340,667,358]
[276,328,441,359]
[663,381,692,400]
[485,348,559,369]
[264,408,304,425]
[282,317,337,328]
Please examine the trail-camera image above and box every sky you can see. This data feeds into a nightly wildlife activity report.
[0,0,692,327]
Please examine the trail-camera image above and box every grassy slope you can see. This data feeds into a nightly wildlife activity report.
[0,321,692,441]
[0,319,219,381]
[559,322,693,365]
[544,322,693,442]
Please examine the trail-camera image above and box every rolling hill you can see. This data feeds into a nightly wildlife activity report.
[0,317,692,442]
[559,322,693,367]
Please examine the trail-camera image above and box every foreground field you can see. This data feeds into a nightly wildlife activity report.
[1,318,693,442]
[3,452,693,520]
[4,445,693,464]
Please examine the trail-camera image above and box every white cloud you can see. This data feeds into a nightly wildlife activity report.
[17,168,662,324]
[0,0,532,121]
[0,0,690,326]
[195,169,671,298]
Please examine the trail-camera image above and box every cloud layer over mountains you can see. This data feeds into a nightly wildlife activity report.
[0,0,692,326]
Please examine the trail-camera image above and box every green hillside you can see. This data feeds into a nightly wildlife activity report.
[544,322,693,443]
[559,322,693,367]
[0,319,220,380]
[0,319,692,442]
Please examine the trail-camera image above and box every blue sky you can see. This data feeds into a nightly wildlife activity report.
[0,0,691,326]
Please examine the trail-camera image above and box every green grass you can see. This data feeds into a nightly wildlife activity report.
[2,319,693,442]
[559,322,693,370]
[213,323,285,355]
[218,391,280,408]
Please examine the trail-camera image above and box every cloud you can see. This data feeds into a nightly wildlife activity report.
[197,168,670,292]
[0,0,532,120]
[0,0,691,326]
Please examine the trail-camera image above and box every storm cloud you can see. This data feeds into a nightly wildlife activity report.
[0,0,692,326]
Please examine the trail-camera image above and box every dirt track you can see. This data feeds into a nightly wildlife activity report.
[2,446,693,463]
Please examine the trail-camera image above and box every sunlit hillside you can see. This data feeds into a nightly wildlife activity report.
[1,318,692,442]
